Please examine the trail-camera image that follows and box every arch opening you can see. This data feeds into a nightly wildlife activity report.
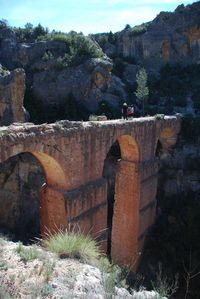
[103,135,140,269]
[0,151,68,244]
[102,140,121,257]
[0,153,44,243]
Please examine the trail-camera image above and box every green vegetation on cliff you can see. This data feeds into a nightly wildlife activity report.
[39,32,104,66]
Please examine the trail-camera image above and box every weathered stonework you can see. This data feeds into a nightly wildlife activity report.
[0,117,181,269]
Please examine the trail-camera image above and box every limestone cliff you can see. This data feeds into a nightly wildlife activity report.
[0,2,200,121]
[0,68,26,125]
[96,1,200,69]
[158,138,200,199]
[0,29,126,118]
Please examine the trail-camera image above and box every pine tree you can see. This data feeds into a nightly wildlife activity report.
[135,68,149,116]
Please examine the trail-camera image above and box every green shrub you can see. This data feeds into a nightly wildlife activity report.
[151,263,179,297]
[0,261,8,271]
[38,32,103,66]
[155,114,165,120]
[89,114,98,121]
[33,23,47,39]
[16,242,38,263]
[42,50,54,61]
[0,65,9,76]
[129,22,150,36]
[14,23,48,42]
[69,34,103,66]
[40,283,54,297]
[40,32,71,43]
[99,257,128,298]
[42,230,100,264]
[43,261,55,282]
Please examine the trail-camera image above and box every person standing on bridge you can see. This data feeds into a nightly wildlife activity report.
[127,105,134,119]
[122,102,128,120]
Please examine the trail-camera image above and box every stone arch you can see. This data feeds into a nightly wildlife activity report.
[30,151,68,237]
[0,150,68,241]
[103,135,140,269]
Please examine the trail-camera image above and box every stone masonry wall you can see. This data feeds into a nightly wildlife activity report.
[0,117,181,267]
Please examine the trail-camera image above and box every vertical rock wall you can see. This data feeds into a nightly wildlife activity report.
[0,68,26,125]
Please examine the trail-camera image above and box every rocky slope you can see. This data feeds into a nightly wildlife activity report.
[0,236,164,299]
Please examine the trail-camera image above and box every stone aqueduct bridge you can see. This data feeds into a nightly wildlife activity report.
[0,116,181,269]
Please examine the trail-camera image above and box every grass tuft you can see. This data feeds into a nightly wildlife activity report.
[42,230,100,264]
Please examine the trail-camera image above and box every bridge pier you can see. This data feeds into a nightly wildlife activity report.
[40,184,67,237]
[111,160,140,270]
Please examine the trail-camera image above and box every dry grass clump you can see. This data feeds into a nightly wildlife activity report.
[42,230,100,264]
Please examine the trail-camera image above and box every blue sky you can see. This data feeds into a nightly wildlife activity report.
[0,0,195,34]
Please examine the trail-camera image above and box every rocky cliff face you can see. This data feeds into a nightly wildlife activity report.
[158,139,200,200]
[0,68,26,125]
[0,29,126,119]
[98,2,200,69]
[0,2,200,123]
[31,57,125,113]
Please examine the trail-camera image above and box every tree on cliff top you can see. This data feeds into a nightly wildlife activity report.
[135,68,149,116]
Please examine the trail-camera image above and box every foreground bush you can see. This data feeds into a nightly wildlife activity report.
[42,230,100,264]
